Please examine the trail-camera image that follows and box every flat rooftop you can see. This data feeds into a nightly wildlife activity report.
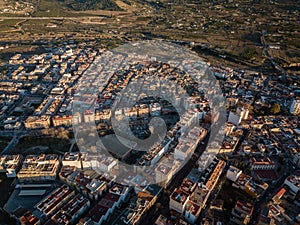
[4,183,58,214]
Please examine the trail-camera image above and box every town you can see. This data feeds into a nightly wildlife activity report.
[0,0,299,225]
[0,41,299,225]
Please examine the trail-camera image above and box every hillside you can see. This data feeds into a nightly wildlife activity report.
[0,0,123,15]
[57,0,122,11]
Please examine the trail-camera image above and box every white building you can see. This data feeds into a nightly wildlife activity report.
[184,185,209,223]
[62,152,82,168]
[62,152,118,173]
[155,163,178,188]
[175,127,205,161]
[237,107,249,120]
[170,188,189,213]
[290,99,300,115]
[179,109,198,135]
[85,155,118,173]
[0,155,22,178]
[184,200,201,224]
[198,152,213,172]
[174,141,191,161]
[85,179,107,201]
[226,166,242,182]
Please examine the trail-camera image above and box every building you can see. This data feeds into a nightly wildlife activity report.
[17,154,60,182]
[48,194,90,225]
[203,160,226,190]
[184,185,210,224]
[237,107,249,120]
[85,154,118,173]
[230,200,254,225]
[198,152,214,172]
[170,188,189,213]
[284,174,300,195]
[232,173,268,199]
[95,109,111,121]
[79,182,130,225]
[174,141,191,161]
[85,179,108,201]
[4,116,22,130]
[174,127,206,161]
[0,154,22,178]
[179,109,198,135]
[169,160,225,223]
[84,110,94,123]
[19,211,41,225]
[35,185,75,219]
[266,182,300,224]
[24,115,51,129]
[80,193,121,225]
[154,215,168,225]
[226,166,242,182]
[59,166,108,201]
[122,191,157,225]
[272,188,286,204]
[62,152,118,173]
[52,115,73,127]
[155,163,176,188]
[251,158,277,181]
[183,200,201,224]
[139,138,172,166]
[228,111,242,126]
[150,102,161,116]
[257,207,273,225]
[290,99,300,115]
[251,158,276,170]
[61,152,83,168]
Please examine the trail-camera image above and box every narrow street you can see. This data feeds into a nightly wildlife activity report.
[144,132,211,225]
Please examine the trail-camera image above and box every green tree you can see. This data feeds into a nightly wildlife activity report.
[270,103,281,114]
[241,47,258,60]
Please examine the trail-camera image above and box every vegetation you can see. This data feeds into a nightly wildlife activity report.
[18,0,122,17]
[57,0,122,11]
[31,0,74,17]
[241,47,259,60]
[270,103,281,114]
[0,19,22,32]
[0,136,12,153]
[217,179,255,213]
[11,128,71,155]
[40,127,70,139]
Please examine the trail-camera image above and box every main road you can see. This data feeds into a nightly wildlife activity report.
[0,16,102,20]
[261,30,287,75]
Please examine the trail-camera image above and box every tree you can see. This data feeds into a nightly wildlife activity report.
[155,202,161,209]
[278,155,285,165]
[241,47,258,60]
[270,103,281,114]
